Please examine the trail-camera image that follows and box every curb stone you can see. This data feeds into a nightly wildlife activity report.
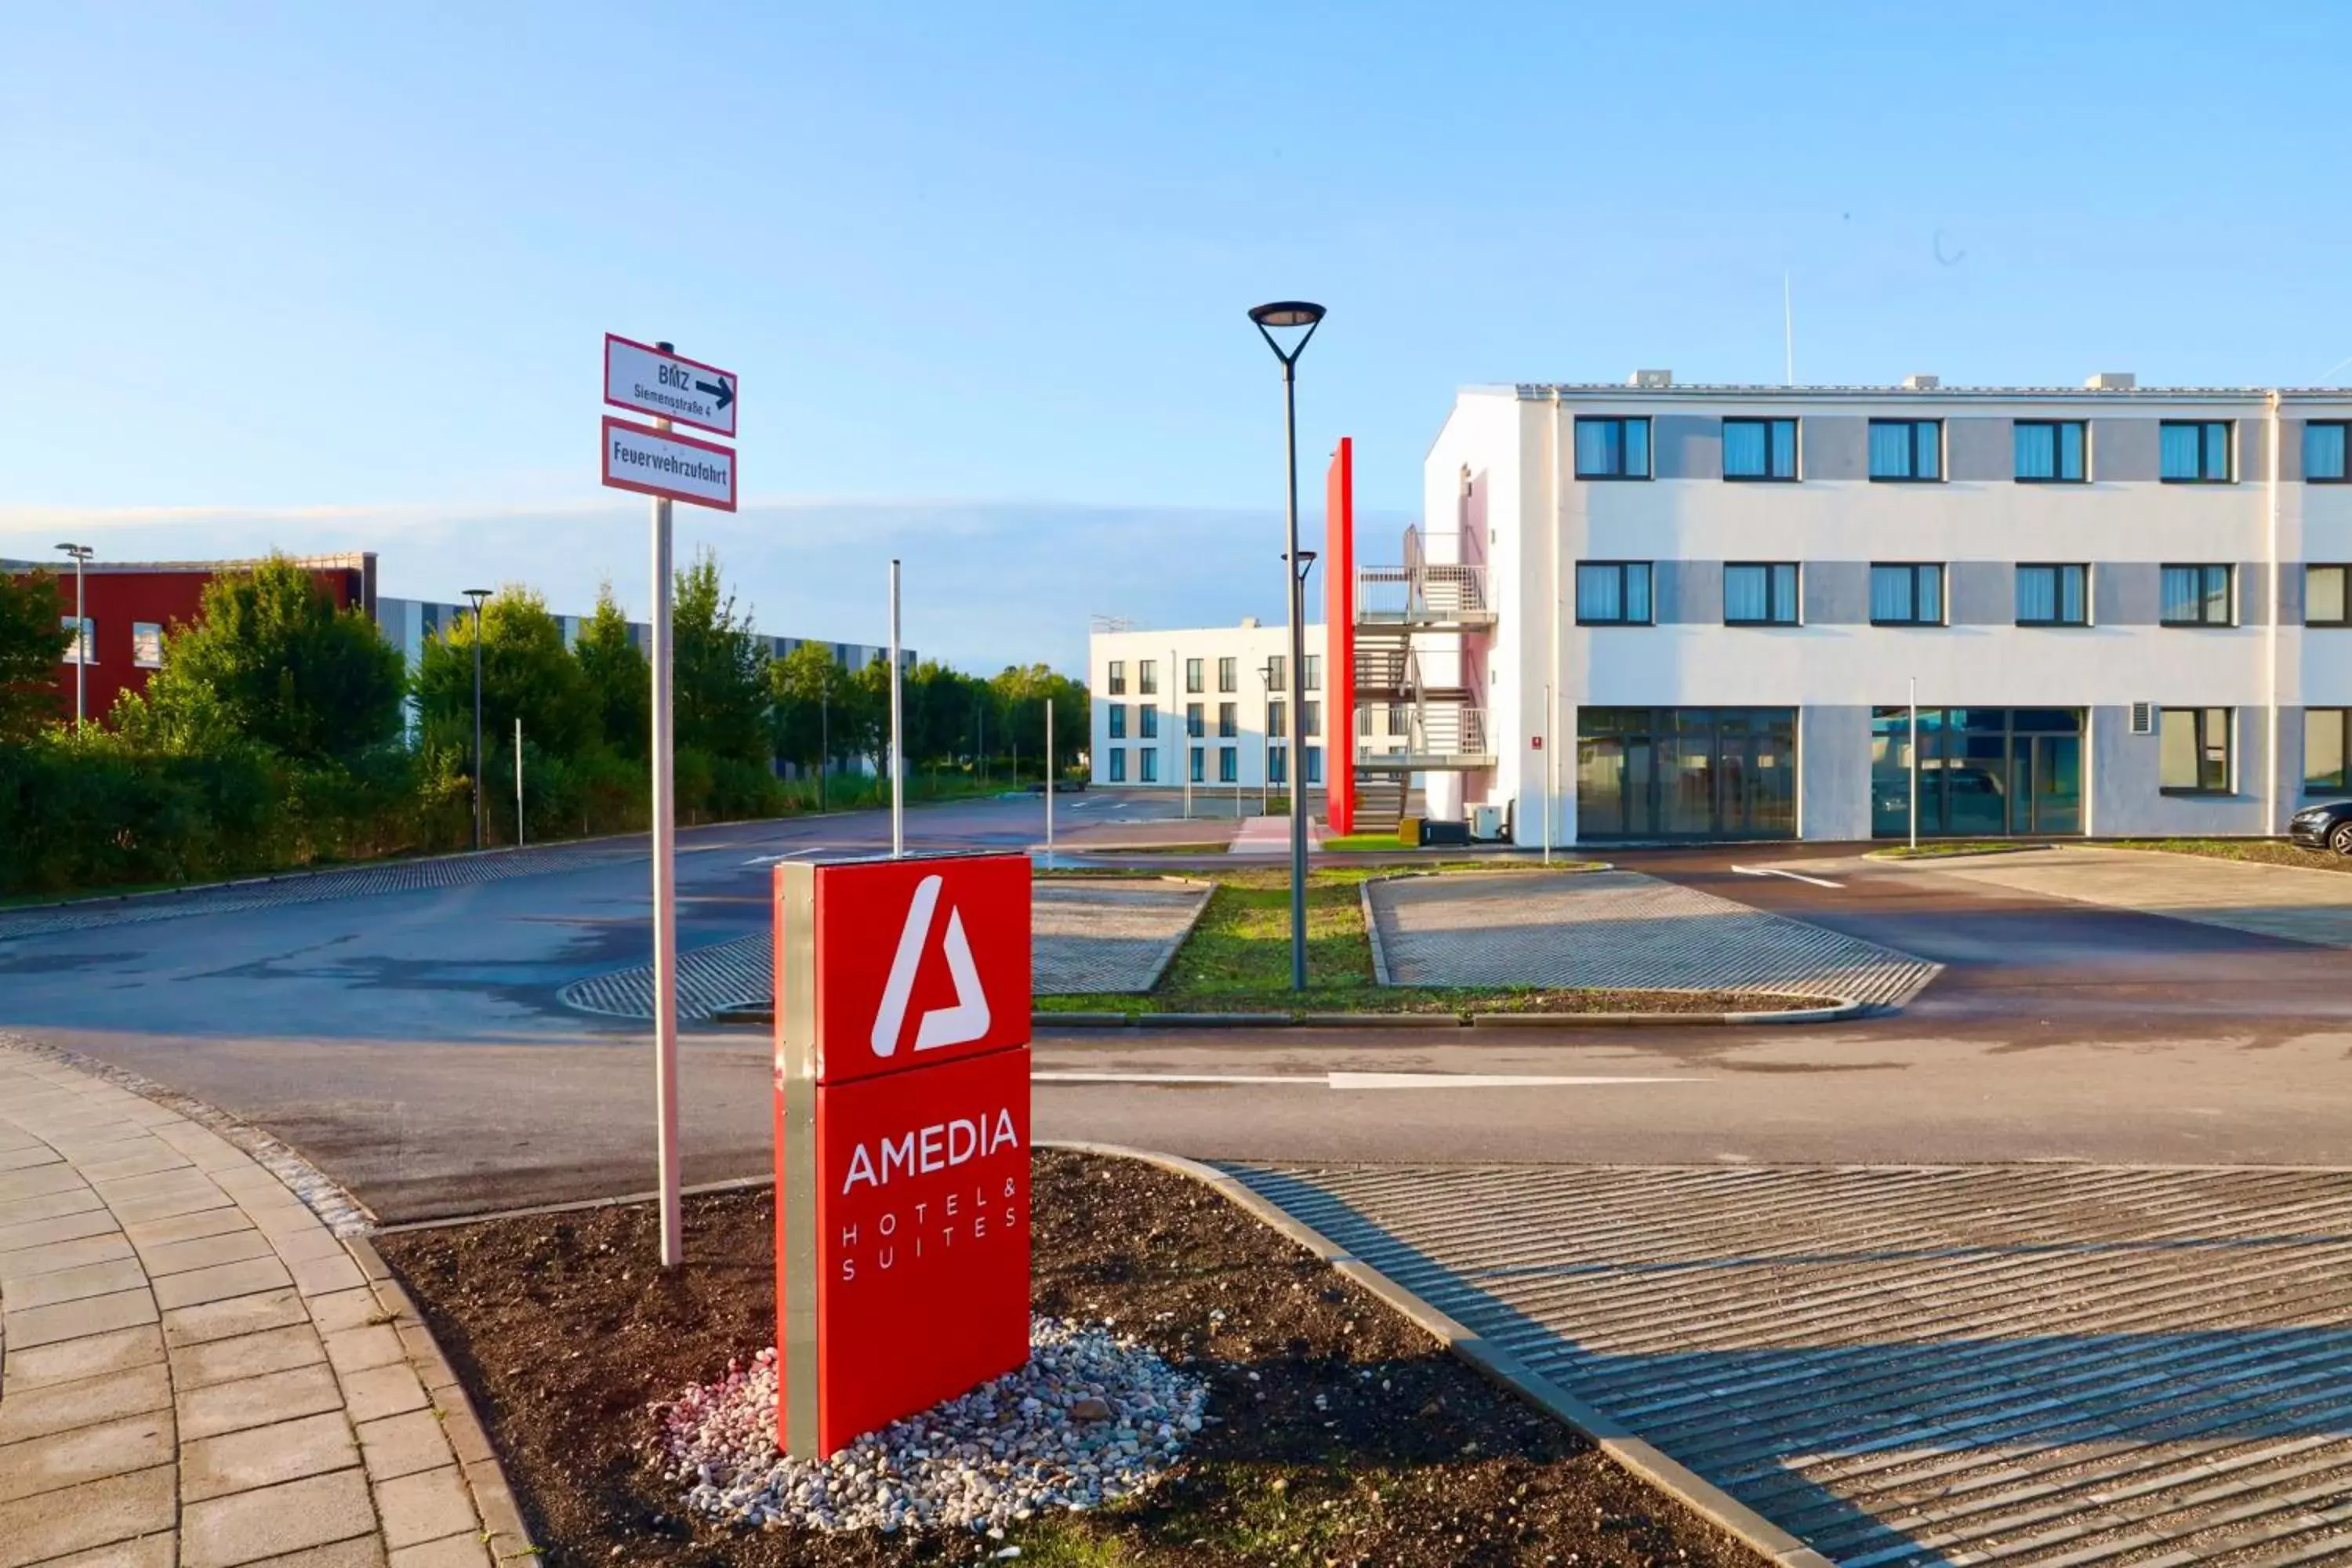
[1042,1139,1835,1568]
[344,1232,544,1563]
[1027,998,1861,1029]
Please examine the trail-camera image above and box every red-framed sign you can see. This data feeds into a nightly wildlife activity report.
[600,416,739,512]
[604,333,739,438]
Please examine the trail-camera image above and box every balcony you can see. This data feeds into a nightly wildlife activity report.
[1356,561,1496,629]
[1357,704,1493,770]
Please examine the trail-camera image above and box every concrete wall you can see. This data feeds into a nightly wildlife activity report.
[1799,704,1873,839]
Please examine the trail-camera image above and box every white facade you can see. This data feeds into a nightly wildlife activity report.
[1089,619,1391,792]
[1421,376,2352,844]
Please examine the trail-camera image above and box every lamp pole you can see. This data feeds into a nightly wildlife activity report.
[54,544,92,731]
[1249,302,1326,993]
[463,589,490,851]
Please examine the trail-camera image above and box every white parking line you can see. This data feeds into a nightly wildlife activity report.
[1033,1070,1700,1090]
[743,847,830,866]
[1730,865,1844,889]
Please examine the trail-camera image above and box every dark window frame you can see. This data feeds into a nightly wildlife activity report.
[1184,657,1203,694]
[1869,419,1944,483]
[1106,704,1127,739]
[1105,660,1126,696]
[2013,419,2088,484]
[1574,416,1653,481]
[1722,417,1799,482]
[1106,748,1127,783]
[2308,422,2351,485]
[2160,420,2234,484]
[2160,563,2235,627]
[2015,563,2091,627]
[1216,656,1236,694]
[1722,561,1801,626]
[1575,561,1656,626]
[2160,706,2234,795]
[1870,562,1946,626]
[1216,702,1237,739]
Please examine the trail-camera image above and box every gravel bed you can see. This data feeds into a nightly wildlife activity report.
[652,1319,1209,1534]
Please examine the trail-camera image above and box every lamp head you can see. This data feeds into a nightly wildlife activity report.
[1248,300,1327,366]
[463,588,491,608]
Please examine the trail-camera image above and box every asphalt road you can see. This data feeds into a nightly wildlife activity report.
[5,808,2350,1221]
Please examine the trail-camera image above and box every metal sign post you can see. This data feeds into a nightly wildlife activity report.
[1044,695,1054,862]
[514,719,524,848]
[601,336,741,1272]
[889,561,905,858]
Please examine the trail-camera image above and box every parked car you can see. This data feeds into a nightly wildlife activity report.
[2287,800,2352,855]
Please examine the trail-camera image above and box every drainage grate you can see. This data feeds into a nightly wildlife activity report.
[1227,1163,2352,1567]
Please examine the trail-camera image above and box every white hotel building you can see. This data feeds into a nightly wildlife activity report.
[1088,619,1338,796]
[1421,372,2352,844]
[1092,375,2352,844]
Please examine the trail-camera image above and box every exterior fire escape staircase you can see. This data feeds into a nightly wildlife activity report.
[1351,526,1497,833]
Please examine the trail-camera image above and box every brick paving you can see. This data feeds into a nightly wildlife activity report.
[559,877,1213,1018]
[0,1046,511,1566]
[1367,869,1940,1007]
[1234,1161,2352,1568]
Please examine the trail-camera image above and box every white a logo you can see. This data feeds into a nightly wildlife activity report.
[870,873,991,1058]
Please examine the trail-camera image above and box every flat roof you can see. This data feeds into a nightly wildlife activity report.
[0,552,373,574]
[1498,382,2352,403]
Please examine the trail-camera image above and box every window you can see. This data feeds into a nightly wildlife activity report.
[1139,749,1159,783]
[2308,422,2350,483]
[1217,656,1236,693]
[1189,746,1206,783]
[1305,746,1323,785]
[60,617,93,664]
[1107,705,1127,739]
[2307,564,2350,627]
[1184,657,1203,694]
[1265,654,1286,689]
[1138,659,1157,695]
[1218,746,1237,783]
[1267,701,1287,739]
[1577,561,1654,625]
[1574,416,1651,480]
[1139,706,1158,739]
[2305,709,2350,793]
[2161,707,2232,793]
[1723,563,1800,626]
[1217,702,1236,739]
[1870,564,1944,626]
[1869,419,1942,481]
[1387,701,1406,735]
[132,622,163,669]
[2016,564,2089,626]
[2015,420,2087,482]
[1301,700,1321,738]
[1723,418,1798,481]
[1357,706,1373,736]
[1302,654,1320,691]
[2161,421,2233,482]
[2161,564,2234,626]
[1268,746,1289,785]
[1106,660,1126,695]
[1107,749,1127,782]
[1185,702,1205,738]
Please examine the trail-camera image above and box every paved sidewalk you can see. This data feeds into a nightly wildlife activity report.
[1368,869,1940,1007]
[1230,814,1323,855]
[0,1047,510,1566]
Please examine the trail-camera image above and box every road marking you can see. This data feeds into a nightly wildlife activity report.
[1730,865,1844,889]
[1033,1070,1699,1090]
[743,847,829,866]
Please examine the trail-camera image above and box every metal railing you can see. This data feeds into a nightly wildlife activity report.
[1356,560,1489,622]
[1359,703,1490,764]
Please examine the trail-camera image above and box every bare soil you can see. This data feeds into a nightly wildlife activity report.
[379,1150,1764,1568]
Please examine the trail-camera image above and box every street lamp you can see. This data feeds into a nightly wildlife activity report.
[463,589,490,851]
[1258,658,1278,818]
[54,543,93,731]
[1248,300,1325,992]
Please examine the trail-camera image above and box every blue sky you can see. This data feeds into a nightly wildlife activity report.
[5,2,2350,669]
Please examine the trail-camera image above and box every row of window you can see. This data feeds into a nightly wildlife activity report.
[1573,561,2352,630]
[1104,654,1321,697]
[1102,744,1325,785]
[1573,416,2352,485]
[1104,700,1324,740]
[56,619,165,669]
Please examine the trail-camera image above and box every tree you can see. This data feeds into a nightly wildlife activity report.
[768,641,843,775]
[672,550,769,765]
[574,583,649,760]
[989,663,1088,779]
[136,555,405,764]
[0,568,68,743]
[415,586,601,764]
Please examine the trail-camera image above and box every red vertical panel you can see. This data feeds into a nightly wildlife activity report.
[1323,438,1356,836]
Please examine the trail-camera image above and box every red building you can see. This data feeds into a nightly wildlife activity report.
[0,554,376,725]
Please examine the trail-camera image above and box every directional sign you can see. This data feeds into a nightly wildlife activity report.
[601,417,738,512]
[604,334,739,438]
